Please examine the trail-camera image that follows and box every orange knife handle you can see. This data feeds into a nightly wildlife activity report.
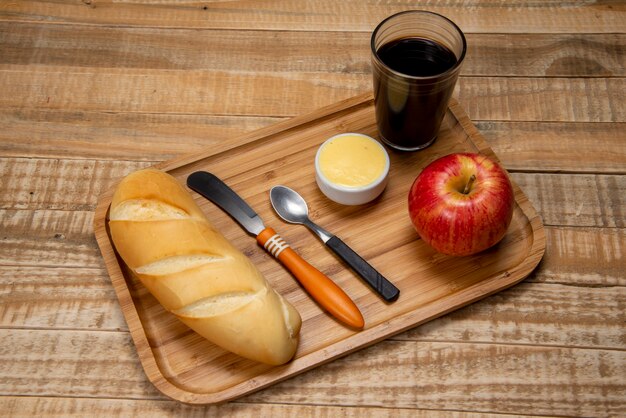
[257,227,364,329]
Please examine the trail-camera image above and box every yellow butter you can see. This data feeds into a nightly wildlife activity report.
[318,134,387,187]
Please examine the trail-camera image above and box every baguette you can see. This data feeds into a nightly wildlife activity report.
[108,168,301,365]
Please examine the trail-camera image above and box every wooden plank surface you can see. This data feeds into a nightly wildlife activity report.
[0,397,519,418]
[1,329,624,416]
[1,1,623,33]
[1,113,624,174]
[1,69,623,121]
[0,0,624,416]
[2,23,624,77]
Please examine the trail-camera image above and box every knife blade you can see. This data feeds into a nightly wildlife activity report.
[187,171,364,329]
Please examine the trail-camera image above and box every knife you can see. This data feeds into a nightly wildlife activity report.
[187,171,364,329]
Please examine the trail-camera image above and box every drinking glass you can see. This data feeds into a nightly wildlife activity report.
[371,10,467,151]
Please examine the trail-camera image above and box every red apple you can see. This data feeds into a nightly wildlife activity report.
[408,153,515,256]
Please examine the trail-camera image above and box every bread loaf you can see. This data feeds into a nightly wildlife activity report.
[108,168,301,365]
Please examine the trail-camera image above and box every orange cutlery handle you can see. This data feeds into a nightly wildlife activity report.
[257,227,364,329]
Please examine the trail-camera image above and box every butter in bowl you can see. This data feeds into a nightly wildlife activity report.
[314,133,390,205]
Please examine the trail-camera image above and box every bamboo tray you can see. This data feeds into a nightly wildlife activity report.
[94,93,545,404]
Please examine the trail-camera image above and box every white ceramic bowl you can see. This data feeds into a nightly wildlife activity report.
[314,133,390,205]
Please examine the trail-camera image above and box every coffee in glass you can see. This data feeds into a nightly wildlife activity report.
[371,11,466,151]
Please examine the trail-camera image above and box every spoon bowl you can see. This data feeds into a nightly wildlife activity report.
[270,185,310,224]
[270,186,333,242]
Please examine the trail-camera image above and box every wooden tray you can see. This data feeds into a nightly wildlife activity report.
[94,93,545,404]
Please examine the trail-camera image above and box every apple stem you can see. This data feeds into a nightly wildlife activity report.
[463,175,477,194]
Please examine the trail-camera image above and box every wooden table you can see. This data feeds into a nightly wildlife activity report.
[1,1,624,416]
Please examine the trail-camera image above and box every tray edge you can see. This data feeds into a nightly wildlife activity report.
[93,94,547,405]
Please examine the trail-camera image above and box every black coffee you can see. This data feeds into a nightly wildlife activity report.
[376,37,457,77]
[373,36,460,150]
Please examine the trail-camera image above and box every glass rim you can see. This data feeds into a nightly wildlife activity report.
[370,10,467,81]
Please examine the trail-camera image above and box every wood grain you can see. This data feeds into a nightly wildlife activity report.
[1,1,623,33]
[0,396,517,418]
[1,67,623,121]
[2,329,623,416]
[404,281,626,350]
[0,0,623,414]
[0,210,102,268]
[0,329,161,399]
[2,22,624,77]
[511,172,625,228]
[0,158,149,210]
[537,227,626,287]
[0,266,124,330]
[477,121,626,174]
[2,111,624,175]
[456,78,625,123]
[249,340,626,417]
[0,108,279,161]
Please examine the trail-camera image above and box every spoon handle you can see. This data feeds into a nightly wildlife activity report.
[326,236,400,302]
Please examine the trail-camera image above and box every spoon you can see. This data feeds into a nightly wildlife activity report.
[270,185,400,302]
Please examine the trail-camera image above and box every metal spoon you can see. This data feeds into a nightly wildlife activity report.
[270,185,400,302]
